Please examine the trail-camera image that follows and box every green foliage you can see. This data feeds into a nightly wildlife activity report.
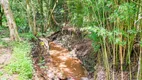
[67,0,85,27]
[4,41,33,80]
[109,3,137,23]
[1,18,7,27]
[0,40,9,47]
[88,31,101,52]
[67,0,113,27]
[9,0,28,32]
[20,32,37,40]
[0,27,9,38]
[140,41,142,47]
[0,71,4,76]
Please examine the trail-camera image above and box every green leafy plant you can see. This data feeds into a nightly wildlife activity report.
[4,41,33,80]
[0,71,4,76]
[109,3,136,23]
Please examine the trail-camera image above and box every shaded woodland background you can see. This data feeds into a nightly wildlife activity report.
[0,0,142,80]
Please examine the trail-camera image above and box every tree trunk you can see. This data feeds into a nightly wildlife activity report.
[39,0,44,33]
[0,0,21,41]
[31,0,37,36]
[26,0,32,32]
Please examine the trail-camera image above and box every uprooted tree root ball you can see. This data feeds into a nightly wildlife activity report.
[32,31,96,80]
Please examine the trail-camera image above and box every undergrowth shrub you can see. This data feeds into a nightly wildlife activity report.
[5,41,33,80]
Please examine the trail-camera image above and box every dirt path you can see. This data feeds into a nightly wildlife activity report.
[0,47,19,80]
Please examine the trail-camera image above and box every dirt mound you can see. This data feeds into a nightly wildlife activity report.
[48,31,96,72]
[32,38,89,80]
[32,31,96,80]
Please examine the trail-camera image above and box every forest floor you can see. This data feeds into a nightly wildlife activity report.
[0,46,19,80]
[0,27,136,80]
